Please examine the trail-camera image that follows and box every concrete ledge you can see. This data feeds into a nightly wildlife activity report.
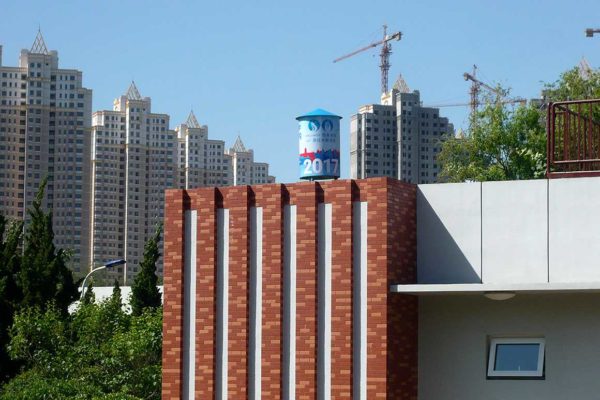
[390,282,600,295]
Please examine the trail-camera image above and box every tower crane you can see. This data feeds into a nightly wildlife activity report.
[463,65,503,114]
[425,98,527,109]
[333,25,402,95]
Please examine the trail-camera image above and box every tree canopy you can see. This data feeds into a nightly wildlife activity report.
[130,224,162,316]
[1,299,162,400]
[438,65,600,182]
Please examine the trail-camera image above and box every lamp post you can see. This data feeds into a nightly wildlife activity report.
[80,259,126,300]
[586,28,600,37]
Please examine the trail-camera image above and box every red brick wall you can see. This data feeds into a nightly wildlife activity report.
[162,189,186,399]
[162,178,418,400]
[286,182,319,400]
[253,184,284,398]
[193,189,217,398]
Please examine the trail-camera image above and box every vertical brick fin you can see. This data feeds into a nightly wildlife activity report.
[321,180,354,400]
[254,185,284,399]
[192,188,217,399]
[355,178,389,399]
[287,182,319,400]
[162,189,188,400]
[386,179,418,399]
[222,186,250,399]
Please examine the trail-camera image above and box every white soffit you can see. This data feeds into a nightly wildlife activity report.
[390,282,600,295]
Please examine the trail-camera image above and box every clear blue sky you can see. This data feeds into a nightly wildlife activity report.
[1,0,599,183]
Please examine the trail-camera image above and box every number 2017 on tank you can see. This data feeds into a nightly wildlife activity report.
[302,158,339,175]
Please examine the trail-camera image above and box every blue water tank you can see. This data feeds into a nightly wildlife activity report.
[296,108,342,180]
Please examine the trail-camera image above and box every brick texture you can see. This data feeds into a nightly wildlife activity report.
[162,178,418,400]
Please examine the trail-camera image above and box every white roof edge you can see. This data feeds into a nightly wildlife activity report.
[390,282,600,295]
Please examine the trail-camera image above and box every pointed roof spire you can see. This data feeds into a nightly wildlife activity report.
[125,81,142,100]
[392,74,411,93]
[232,136,247,152]
[30,29,49,55]
[186,110,200,128]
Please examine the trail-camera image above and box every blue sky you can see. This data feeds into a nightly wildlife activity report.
[1,0,599,183]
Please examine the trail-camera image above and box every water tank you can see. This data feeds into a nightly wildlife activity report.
[296,108,342,180]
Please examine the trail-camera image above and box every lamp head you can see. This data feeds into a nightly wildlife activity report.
[104,259,126,269]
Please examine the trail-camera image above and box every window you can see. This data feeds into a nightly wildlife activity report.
[487,338,545,378]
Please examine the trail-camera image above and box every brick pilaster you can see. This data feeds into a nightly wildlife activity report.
[162,189,187,400]
[191,188,217,398]
[288,182,319,400]
[254,184,284,398]
[321,180,354,399]
[221,186,250,399]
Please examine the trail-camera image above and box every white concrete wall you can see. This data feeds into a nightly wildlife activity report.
[417,177,600,285]
[419,293,600,400]
[549,178,600,282]
[417,183,482,283]
[482,180,548,283]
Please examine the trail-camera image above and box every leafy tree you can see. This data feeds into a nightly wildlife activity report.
[1,299,162,400]
[543,65,600,102]
[438,64,600,182]
[18,178,78,313]
[82,282,95,305]
[130,224,162,316]
[438,101,546,182]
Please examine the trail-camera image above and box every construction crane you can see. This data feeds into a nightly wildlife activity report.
[463,65,504,114]
[425,98,527,109]
[333,25,402,95]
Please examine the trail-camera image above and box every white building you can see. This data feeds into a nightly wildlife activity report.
[0,31,92,273]
[394,177,600,399]
[90,85,275,282]
[350,76,453,183]
[226,136,275,185]
[90,82,177,283]
[175,111,232,188]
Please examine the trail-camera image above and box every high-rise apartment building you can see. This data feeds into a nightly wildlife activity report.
[350,76,454,184]
[226,136,275,185]
[1,34,276,282]
[175,111,232,188]
[90,84,275,282]
[0,32,92,274]
[90,82,177,282]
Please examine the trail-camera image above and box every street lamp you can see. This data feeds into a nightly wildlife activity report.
[80,259,126,300]
[586,28,600,37]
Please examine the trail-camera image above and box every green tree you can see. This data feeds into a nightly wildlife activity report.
[439,65,600,182]
[2,298,161,400]
[81,282,95,305]
[18,178,79,314]
[543,65,600,102]
[130,224,162,316]
[0,217,24,382]
[438,101,546,182]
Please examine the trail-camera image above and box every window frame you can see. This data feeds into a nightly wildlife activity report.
[487,337,545,378]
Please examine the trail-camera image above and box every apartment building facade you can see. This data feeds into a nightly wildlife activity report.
[350,76,453,184]
[226,136,275,185]
[90,82,177,282]
[0,32,92,274]
[90,84,275,282]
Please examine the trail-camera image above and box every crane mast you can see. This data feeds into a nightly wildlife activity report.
[333,25,402,96]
